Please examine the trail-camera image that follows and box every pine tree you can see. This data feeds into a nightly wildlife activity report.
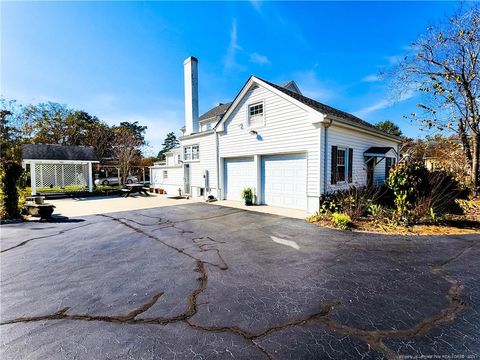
[157,132,179,160]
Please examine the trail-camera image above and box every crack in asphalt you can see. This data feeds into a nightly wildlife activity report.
[98,214,228,270]
[0,223,92,253]
[316,239,475,360]
[2,211,476,360]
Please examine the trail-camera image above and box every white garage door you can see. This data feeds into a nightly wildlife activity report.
[224,157,256,201]
[261,154,307,210]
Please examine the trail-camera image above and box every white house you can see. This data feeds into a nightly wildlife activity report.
[151,56,402,213]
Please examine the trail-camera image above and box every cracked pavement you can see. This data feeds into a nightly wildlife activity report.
[1,203,479,359]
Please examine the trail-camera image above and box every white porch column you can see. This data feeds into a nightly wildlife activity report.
[254,155,261,205]
[30,163,37,195]
[88,162,93,192]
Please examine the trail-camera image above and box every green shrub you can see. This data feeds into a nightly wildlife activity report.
[0,160,24,220]
[387,162,466,225]
[241,187,253,200]
[319,185,386,221]
[331,212,352,230]
[368,203,384,219]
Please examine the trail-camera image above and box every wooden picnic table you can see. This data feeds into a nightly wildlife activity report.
[121,184,150,198]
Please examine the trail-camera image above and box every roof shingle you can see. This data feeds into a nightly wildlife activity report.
[199,102,233,122]
[22,144,98,161]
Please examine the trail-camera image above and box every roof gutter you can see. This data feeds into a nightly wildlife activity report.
[326,115,403,143]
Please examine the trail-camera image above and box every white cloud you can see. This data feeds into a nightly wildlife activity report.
[249,0,262,13]
[353,89,415,118]
[102,110,183,155]
[291,70,336,102]
[362,74,381,83]
[249,52,270,65]
[224,19,244,71]
[385,55,402,66]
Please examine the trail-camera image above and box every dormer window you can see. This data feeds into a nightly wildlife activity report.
[248,102,264,127]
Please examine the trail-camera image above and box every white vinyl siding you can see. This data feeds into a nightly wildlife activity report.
[181,133,217,196]
[219,84,320,199]
[325,125,398,192]
[151,166,183,195]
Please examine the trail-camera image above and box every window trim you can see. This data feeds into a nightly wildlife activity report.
[336,147,347,183]
[247,100,265,128]
[183,144,200,162]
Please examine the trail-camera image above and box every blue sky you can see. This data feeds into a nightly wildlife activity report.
[1,1,460,155]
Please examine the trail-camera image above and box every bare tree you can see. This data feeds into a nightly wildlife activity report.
[395,5,480,194]
[83,122,114,163]
[112,126,143,184]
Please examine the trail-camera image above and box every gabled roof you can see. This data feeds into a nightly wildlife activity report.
[199,102,233,122]
[22,144,98,161]
[260,78,400,140]
[279,80,302,95]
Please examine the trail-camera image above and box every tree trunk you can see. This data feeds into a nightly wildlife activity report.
[459,121,473,170]
[472,133,479,197]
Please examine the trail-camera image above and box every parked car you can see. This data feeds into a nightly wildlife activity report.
[95,176,138,186]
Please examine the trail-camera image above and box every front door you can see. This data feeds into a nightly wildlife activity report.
[184,164,190,195]
[366,159,374,187]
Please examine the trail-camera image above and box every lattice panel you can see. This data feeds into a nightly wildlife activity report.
[35,163,88,190]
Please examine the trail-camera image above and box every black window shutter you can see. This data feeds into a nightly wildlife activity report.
[385,157,392,179]
[348,148,353,183]
[331,146,338,184]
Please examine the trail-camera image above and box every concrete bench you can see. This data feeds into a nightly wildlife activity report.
[24,203,55,220]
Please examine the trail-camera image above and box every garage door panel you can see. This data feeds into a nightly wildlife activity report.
[224,158,255,201]
[261,154,307,210]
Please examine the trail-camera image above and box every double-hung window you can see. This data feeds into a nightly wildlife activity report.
[248,102,264,127]
[331,146,352,184]
[184,147,191,161]
[163,170,168,179]
[336,148,346,182]
[183,145,200,161]
[191,145,199,160]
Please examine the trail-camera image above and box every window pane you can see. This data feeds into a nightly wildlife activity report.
[337,149,346,181]
[337,166,345,181]
[337,149,345,165]
[184,147,191,160]
[192,145,199,160]
[249,103,263,116]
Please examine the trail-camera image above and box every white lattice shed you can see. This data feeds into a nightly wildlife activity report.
[22,144,99,195]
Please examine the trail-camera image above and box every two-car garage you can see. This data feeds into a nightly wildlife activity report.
[223,154,307,210]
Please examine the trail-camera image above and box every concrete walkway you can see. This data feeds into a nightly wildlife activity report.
[46,195,309,219]
[212,199,309,219]
[48,194,202,218]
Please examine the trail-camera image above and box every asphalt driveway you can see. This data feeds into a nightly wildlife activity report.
[1,203,479,359]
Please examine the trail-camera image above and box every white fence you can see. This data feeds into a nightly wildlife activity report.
[34,163,89,190]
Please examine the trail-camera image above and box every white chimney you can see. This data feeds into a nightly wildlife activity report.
[184,56,199,135]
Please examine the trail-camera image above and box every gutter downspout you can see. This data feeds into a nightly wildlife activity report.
[322,118,333,196]
[215,129,220,199]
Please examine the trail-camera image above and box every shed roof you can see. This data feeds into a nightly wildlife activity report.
[22,144,98,161]
[364,147,396,156]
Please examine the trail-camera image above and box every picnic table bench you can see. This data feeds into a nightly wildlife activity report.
[120,184,150,198]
